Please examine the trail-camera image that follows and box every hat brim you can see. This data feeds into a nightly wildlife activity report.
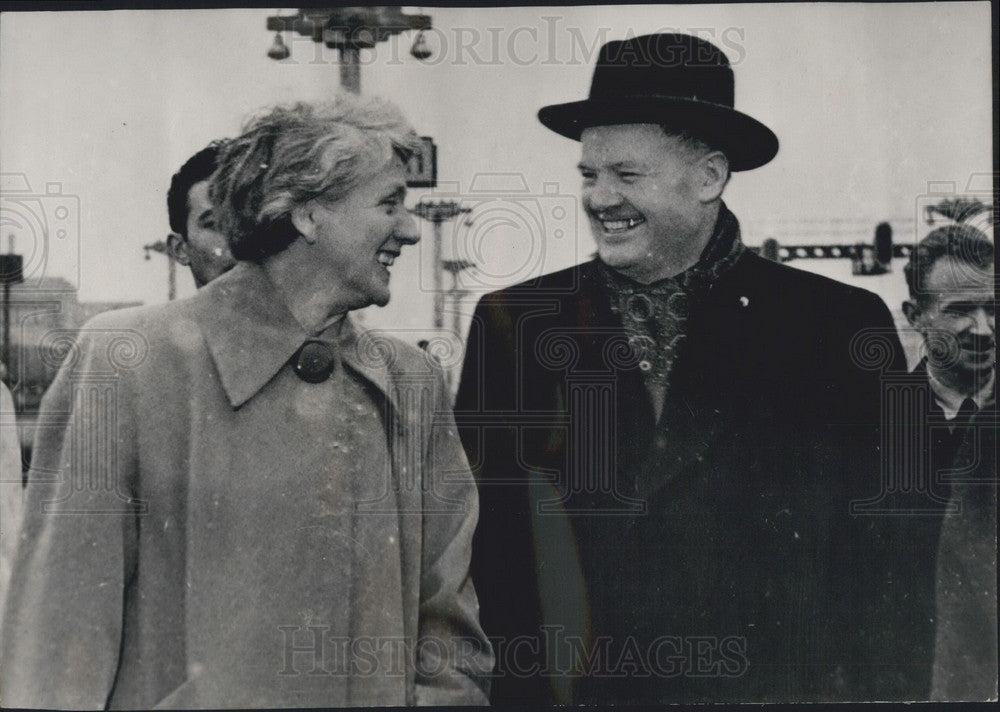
[538,96,778,171]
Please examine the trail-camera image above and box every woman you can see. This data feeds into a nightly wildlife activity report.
[2,96,492,708]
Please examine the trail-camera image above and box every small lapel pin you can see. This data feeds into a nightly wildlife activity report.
[739,296,750,308]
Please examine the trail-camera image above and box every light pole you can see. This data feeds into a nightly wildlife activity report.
[0,234,24,375]
[410,201,472,330]
[265,7,433,93]
[442,258,476,337]
[143,240,176,302]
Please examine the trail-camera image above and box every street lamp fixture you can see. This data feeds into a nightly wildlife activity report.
[143,239,177,302]
[267,32,291,60]
[265,7,433,92]
[410,30,432,60]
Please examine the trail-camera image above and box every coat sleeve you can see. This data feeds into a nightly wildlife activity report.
[413,363,493,705]
[454,294,555,703]
[0,320,141,709]
[833,289,933,700]
[1,382,25,636]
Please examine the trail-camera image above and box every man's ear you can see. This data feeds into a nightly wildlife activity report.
[290,204,317,244]
[166,233,191,266]
[697,150,730,202]
[902,299,922,329]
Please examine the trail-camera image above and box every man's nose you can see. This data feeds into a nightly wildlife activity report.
[969,306,994,335]
[395,212,420,245]
[584,181,623,213]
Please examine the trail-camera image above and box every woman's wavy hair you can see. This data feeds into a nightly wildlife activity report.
[211,96,421,261]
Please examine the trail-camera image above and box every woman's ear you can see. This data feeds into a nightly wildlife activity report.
[290,204,317,244]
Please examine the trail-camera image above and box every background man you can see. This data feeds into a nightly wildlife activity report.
[456,33,908,703]
[166,140,236,288]
[900,224,995,700]
[3,96,491,708]
[903,224,995,429]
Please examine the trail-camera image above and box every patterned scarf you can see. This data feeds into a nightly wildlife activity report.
[598,202,745,416]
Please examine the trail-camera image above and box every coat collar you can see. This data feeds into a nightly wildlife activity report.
[195,262,400,412]
[913,357,996,419]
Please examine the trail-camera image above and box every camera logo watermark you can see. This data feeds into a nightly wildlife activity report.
[412,174,581,296]
[0,173,80,290]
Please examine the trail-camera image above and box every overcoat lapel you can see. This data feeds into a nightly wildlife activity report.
[542,260,741,506]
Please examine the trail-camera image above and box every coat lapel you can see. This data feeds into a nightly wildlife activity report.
[535,256,760,505]
[635,258,746,500]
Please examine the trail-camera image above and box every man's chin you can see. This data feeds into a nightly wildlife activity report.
[596,245,638,271]
[960,355,996,374]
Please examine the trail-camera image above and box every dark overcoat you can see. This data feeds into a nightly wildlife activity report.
[455,250,917,704]
[928,372,998,700]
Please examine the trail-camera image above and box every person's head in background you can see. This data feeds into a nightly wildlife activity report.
[903,223,995,393]
[167,141,237,288]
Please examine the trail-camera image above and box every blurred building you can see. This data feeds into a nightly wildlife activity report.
[2,276,140,452]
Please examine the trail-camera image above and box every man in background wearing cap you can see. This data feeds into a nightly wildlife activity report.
[456,33,909,703]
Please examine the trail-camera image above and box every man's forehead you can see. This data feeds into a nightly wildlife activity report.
[580,123,680,163]
[582,123,665,145]
[923,256,994,297]
[187,180,213,207]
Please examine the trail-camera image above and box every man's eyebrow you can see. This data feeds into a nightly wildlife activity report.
[609,161,646,171]
[944,299,993,309]
[379,184,407,201]
[196,208,214,223]
[576,161,646,171]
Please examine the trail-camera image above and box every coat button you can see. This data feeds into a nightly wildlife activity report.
[293,340,336,383]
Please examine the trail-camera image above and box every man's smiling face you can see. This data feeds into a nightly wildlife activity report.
[910,256,995,381]
[579,123,709,284]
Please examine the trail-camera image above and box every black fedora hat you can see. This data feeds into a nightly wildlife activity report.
[538,33,778,171]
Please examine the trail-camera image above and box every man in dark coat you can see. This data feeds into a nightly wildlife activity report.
[896,225,996,700]
[455,33,910,704]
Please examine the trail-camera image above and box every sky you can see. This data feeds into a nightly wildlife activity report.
[0,3,993,347]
